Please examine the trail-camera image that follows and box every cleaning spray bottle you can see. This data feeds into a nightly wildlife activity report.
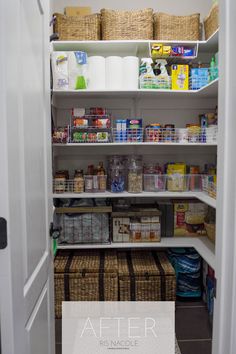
[139,58,155,88]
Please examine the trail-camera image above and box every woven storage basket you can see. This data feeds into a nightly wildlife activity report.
[205,222,216,243]
[154,12,201,41]
[54,250,118,318]
[53,13,101,41]
[101,8,153,40]
[204,4,219,40]
[118,251,176,301]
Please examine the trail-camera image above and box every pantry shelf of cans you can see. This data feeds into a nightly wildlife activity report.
[52,107,218,145]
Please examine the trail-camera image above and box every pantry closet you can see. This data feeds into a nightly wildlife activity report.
[1,0,236,354]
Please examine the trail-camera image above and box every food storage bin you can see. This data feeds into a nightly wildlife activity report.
[167,175,190,192]
[143,174,166,192]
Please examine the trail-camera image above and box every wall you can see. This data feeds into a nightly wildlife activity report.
[52,0,213,20]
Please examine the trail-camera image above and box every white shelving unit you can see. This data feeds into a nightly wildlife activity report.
[53,191,216,208]
[53,78,218,99]
[57,236,215,269]
[51,30,218,268]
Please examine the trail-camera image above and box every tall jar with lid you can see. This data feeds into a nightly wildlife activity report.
[109,155,126,193]
[127,155,143,193]
[73,170,84,193]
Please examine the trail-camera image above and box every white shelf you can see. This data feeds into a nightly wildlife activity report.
[51,29,218,56]
[52,79,218,99]
[57,236,215,269]
[53,142,217,147]
[196,192,217,208]
[198,30,219,53]
[52,191,216,208]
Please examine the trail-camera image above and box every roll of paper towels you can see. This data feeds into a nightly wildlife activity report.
[51,52,69,90]
[106,56,123,90]
[123,56,139,89]
[88,56,106,90]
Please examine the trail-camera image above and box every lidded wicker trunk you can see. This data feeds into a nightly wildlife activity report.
[154,12,201,41]
[118,251,176,301]
[54,250,118,318]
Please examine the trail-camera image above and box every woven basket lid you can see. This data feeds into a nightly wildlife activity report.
[118,251,175,277]
[54,250,118,274]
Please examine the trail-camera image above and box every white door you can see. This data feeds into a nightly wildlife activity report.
[0,0,54,353]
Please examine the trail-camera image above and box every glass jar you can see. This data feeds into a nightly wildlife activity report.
[110,166,125,193]
[54,173,66,193]
[127,155,143,193]
[108,156,126,193]
[73,170,84,193]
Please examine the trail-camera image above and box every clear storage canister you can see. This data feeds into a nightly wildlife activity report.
[109,156,126,193]
[127,155,143,193]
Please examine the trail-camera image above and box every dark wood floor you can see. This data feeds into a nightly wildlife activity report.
[55,300,212,354]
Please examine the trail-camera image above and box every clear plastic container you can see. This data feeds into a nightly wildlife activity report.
[84,175,107,193]
[189,174,203,192]
[143,174,166,192]
[167,174,190,192]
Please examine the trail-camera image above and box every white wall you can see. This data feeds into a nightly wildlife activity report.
[52,0,213,20]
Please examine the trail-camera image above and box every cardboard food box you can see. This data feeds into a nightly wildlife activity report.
[65,7,91,17]
[172,65,189,90]
[173,200,208,236]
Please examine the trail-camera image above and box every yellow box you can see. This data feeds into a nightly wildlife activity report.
[171,65,189,90]
[65,7,91,17]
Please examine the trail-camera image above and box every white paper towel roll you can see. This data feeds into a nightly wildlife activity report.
[87,56,106,90]
[106,56,123,90]
[68,52,88,90]
[123,56,139,89]
[51,52,69,90]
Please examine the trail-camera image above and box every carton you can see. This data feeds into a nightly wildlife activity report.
[172,65,189,90]
[65,7,91,17]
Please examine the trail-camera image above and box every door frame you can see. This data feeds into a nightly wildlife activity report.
[213,0,236,353]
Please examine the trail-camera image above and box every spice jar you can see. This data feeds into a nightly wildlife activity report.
[54,171,68,193]
[73,170,84,193]
[127,156,143,193]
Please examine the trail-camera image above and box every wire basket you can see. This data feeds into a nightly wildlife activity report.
[101,8,153,40]
[113,128,143,143]
[53,176,107,194]
[140,76,171,89]
[55,212,110,244]
[53,13,101,40]
[154,12,201,41]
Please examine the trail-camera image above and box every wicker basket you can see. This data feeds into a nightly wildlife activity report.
[54,250,118,318]
[204,4,219,40]
[118,251,176,301]
[53,13,101,41]
[101,8,153,40]
[154,12,201,41]
[205,222,216,243]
